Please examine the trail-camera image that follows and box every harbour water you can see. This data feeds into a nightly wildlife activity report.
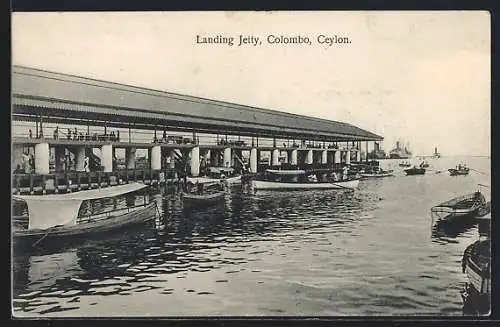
[12,156,491,317]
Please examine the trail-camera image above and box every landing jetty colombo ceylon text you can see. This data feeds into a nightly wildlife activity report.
[195,34,351,47]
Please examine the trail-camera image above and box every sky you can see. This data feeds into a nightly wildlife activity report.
[11,11,491,156]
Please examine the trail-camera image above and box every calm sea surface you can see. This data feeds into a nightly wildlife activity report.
[12,156,491,317]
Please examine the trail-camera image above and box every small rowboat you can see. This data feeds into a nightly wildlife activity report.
[12,183,159,247]
[404,167,426,175]
[461,238,491,315]
[448,167,470,176]
[182,180,226,207]
[182,191,225,206]
[431,191,486,223]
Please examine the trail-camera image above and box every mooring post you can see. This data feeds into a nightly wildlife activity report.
[41,175,46,194]
[29,174,34,195]
[54,173,59,193]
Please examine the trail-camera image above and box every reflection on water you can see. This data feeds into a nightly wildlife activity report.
[12,156,491,316]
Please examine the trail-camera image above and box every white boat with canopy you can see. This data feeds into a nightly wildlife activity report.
[253,169,359,190]
[12,183,159,246]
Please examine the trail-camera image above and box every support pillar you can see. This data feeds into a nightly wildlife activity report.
[250,148,258,173]
[306,149,313,165]
[356,149,361,162]
[101,144,113,173]
[223,147,232,168]
[75,146,86,172]
[321,150,328,164]
[271,149,280,166]
[34,142,50,175]
[334,150,341,165]
[190,146,200,177]
[290,149,298,166]
[346,150,351,165]
[126,147,136,169]
[151,145,161,170]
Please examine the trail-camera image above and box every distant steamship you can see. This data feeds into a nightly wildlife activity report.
[389,140,412,159]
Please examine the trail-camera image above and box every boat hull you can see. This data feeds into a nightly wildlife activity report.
[252,179,359,190]
[448,169,470,176]
[359,172,394,178]
[182,191,225,207]
[13,202,158,246]
[404,168,426,175]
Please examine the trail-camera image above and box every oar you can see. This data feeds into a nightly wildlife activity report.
[32,224,63,248]
[470,168,489,175]
[478,183,490,188]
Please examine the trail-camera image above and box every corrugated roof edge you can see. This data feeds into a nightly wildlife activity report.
[12,65,383,140]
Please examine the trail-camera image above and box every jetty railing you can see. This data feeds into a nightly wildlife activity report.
[12,168,180,195]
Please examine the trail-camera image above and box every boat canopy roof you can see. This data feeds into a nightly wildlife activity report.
[13,183,147,230]
[266,169,306,175]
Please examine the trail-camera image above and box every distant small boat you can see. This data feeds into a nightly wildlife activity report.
[448,166,470,176]
[431,191,486,223]
[399,161,411,167]
[420,161,430,168]
[404,166,426,175]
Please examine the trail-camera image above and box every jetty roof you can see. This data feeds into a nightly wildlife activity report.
[12,65,383,142]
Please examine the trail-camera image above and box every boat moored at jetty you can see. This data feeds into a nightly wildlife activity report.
[12,183,159,248]
[252,169,359,190]
[430,191,486,224]
[192,167,242,184]
[182,180,226,207]
[461,202,491,315]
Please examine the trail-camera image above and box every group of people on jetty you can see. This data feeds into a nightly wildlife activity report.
[27,127,121,142]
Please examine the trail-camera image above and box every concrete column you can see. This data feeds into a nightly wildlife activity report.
[75,147,86,172]
[250,148,258,173]
[151,145,161,170]
[101,144,113,172]
[190,146,200,176]
[34,142,50,175]
[321,150,328,164]
[271,149,280,166]
[356,149,361,162]
[334,150,341,164]
[126,147,136,169]
[306,149,313,165]
[346,150,351,165]
[223,147,232,168]
[290,149,298,165]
